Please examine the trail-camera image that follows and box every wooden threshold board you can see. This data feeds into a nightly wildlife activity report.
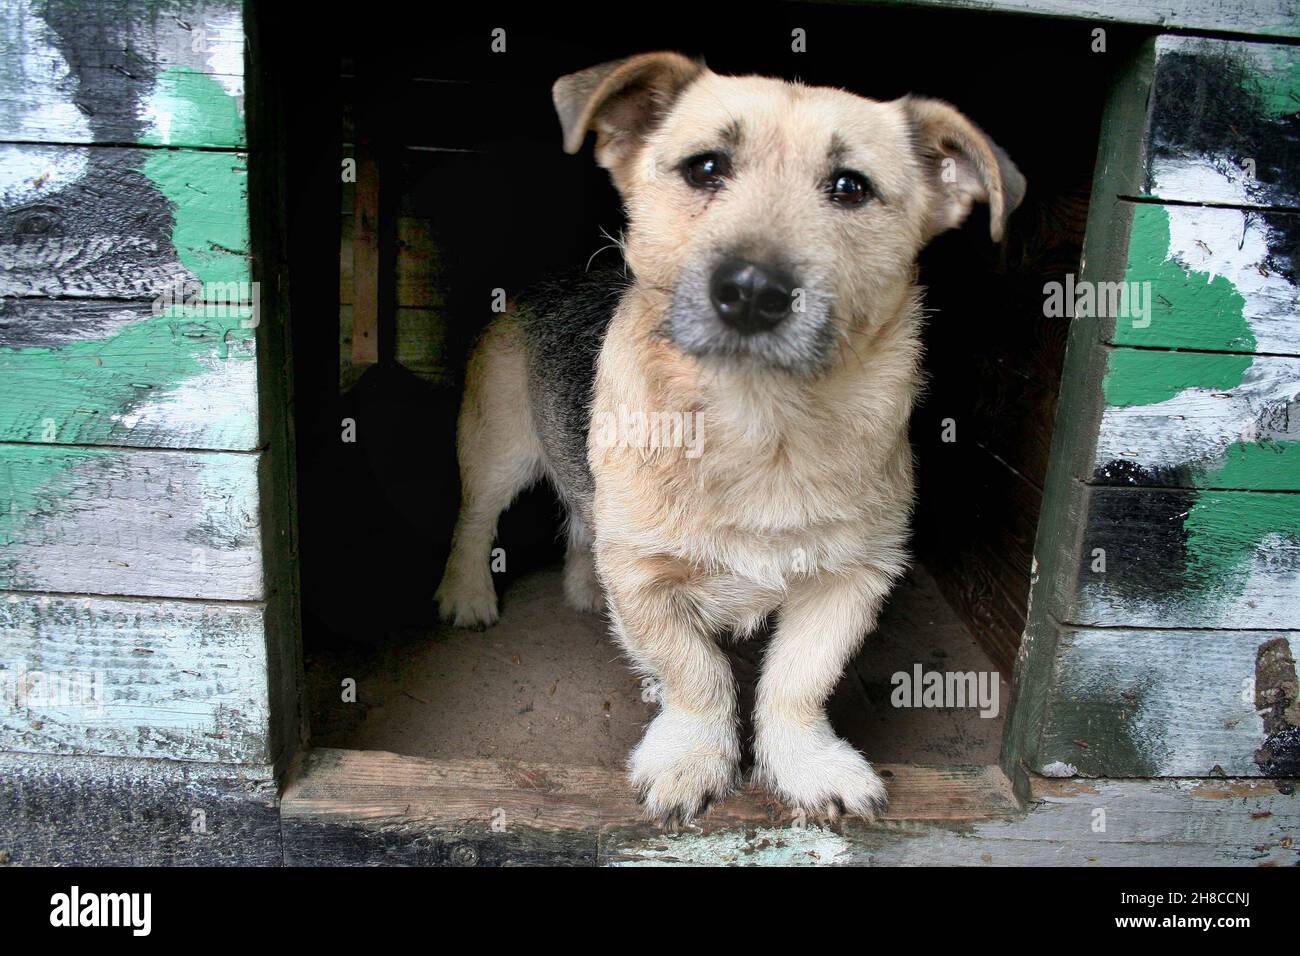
[281,747,1020,858]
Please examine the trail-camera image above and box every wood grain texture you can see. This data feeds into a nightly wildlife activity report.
[0,594,269,763]
[0,445,264,600]
[1095,349,1300,490]
[279,748,1298,866]
[0,750,280,865]
[339,305,452,387]
[0,145,250,299]
[874,0,1300,38]
[1038,627,1297,778]
[1071,486,1300,631]
[1112,203,1298,356]
[0,0,245,148]
[1142,37,1300,209]
[0,299,258,451]
[281,748,1020,865]
[339,215,443,308]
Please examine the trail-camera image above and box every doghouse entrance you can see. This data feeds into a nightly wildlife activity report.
[266,4,1134,851]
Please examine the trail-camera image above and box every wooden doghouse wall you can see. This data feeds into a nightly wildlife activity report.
[1006,37,1300,785]
[0,0,296,863]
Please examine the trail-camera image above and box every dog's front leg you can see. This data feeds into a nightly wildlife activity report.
[754,566,894,820]
[604,551,740,827]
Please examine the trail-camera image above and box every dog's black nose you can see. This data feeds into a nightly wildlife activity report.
[708,259,795,333]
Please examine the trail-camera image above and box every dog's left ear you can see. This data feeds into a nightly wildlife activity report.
[901,96,1026,243]
[553,52,704,185]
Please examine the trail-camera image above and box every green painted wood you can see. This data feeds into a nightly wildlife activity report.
[1038,627,1297,778]
[873,0,1300,38]
[0,145,250,300]
[0,445,263,600]
[1141,37,1300,209]
[0,594,270,763]
[1112,203,1298,356]
[1072,485,1300,630]
[0,0,245,147]
[1001,39,1155,790]
[1095,349,1300,490]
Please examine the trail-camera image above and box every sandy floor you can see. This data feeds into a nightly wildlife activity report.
[305,563,1009,768]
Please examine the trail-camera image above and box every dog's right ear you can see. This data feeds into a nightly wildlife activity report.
[553,52,703,182]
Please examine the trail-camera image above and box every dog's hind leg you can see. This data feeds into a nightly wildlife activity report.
[436,316,544,627]
[562,516,604,614]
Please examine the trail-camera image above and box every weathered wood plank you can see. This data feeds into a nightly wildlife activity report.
[1070,486,1300,630]
[0,145,250,299]
[1037,627,1298,778]
[339,215,443,308]
[339,305,452,388]
[1142,37,1300,209]
[0,299,258,450]
[280,748,1297,866]
[0,445,263,600]
[1111,203,1298,356]
[0,750,280,865]
[0,594,270,763]
[873,0,1300,38]
[0,0,244,147]
[605,777,1299,866]
[1095,349,1300,490]
[281,748,1020,865]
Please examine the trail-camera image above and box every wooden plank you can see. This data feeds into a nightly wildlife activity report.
[1095,349,1300,490]
[0,594,270,763]
[1110,203,1298,356]
[0,750,280,865]
[872,0,1300,38]
[0,299,258,451]
[1038,627,1298,778]
[339,215,443,309]
[606,777,1299,866]
[0,145,250,299]
[0,0,245,148]
[281,748,1020,865]
[0,445,263,600]
[1002,39,1156,788]
[1142,38,1300,209]
[339,305,451,388]
[1070,486,1300,630]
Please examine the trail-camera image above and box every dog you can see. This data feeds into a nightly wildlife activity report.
[435,52,1025,826]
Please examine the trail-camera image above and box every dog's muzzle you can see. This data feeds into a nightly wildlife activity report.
[708,258,796,333]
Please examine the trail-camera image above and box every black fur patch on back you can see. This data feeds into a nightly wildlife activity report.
[516,267,629,523]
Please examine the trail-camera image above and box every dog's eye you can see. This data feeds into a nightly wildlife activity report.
[828,170,873,207]
[683,153,730,191]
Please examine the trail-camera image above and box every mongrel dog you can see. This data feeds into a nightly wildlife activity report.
[436,52,1025,825]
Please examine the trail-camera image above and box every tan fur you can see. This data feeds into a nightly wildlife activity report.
[438,54,1023,825]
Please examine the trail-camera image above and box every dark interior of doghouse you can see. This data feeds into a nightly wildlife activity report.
[272,4,1134,773]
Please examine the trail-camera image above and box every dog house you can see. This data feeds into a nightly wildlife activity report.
[1,0,1296,865]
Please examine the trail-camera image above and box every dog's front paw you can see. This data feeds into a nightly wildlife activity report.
[629,708,740,828]
[434,572,499,628]
[754,720,888,822]
[562,556,605,615]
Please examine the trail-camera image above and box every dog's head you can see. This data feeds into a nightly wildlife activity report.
[554,52,1026,373]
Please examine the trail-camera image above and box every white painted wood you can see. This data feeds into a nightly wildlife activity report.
[0,446,264,600]
[1096,353,1300,484]
[895,0,1299,36]
[0,594,269,763]
[1039,627,1293,777]
[0,0,245,147]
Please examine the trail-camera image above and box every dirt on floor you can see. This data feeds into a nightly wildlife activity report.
[305,563,1009,768]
